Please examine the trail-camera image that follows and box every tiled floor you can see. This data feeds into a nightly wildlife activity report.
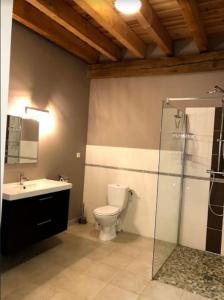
[155,246,224,300]
[1,223,210,300]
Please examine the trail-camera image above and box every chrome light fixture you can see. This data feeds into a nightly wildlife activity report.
[25,106,49,114]
[115,0,142,15]
[25,106,49,123]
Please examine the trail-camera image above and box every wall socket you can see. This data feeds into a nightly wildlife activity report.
[76,152,81,158]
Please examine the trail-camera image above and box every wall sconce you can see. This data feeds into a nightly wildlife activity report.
[25,106,55,137]
[25,106,49,119]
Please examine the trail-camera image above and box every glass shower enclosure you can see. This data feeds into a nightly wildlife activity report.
[152,100,186,277]
[152,95,223,279]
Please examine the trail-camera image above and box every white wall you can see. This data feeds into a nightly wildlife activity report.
[1,0,13,205]
[84,146,158,238]
[84,145,182,240]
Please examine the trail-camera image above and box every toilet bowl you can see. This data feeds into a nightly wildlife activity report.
[94,206,120,241]
[93,184,129,241]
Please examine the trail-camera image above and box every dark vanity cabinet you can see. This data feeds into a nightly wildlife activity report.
[1,190,70,255]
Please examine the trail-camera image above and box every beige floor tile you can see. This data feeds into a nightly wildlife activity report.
[137,248,154,261]
[126,257,152,279]
[49,270,106,300]
[111,270,149,294]
[86,247,112,261]
[101,252,133,269]
[69,223,100,242]
[94,284,139,300]
[84,262,119,282]
[2,224,156,300]
[117,244,142,258]
[70,274,106,300]
[67,257,93,273]
[113,232,140,244]
[1,268,33,298]
[43,243,97,268]
[181,291,211,300]
[49,288,85,300]
[128,237,153,251]
[3,283,56,300]
[137,296,151,300]
[16,255,63,286]
[141,281,183,300]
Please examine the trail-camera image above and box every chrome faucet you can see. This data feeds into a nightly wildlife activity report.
[19,172,29,185]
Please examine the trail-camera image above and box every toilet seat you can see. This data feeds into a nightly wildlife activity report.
[94,205,120,216]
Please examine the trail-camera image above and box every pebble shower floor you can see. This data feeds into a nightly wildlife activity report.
[155,246,224,300]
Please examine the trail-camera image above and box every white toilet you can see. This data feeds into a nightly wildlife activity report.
[93,184,129,241]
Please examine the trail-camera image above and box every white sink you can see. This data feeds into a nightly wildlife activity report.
[3,178,72,201]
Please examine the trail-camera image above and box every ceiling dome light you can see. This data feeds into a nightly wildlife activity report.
[115,0,142,15]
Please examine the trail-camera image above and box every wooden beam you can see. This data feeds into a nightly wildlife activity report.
[25,0,121,61]
[88,51,224,78]
[73,0,146,58]
[136,0,173,55]
[13,0,99,64]
[177,0,208,52]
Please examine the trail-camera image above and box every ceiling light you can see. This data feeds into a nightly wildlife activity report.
[115,0,142,15]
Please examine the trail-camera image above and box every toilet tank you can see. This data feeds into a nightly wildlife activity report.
[108,184,129,210]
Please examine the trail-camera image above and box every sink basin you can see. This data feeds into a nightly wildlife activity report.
[3,179,72,201]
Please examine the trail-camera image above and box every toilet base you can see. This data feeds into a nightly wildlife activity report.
[99,224,116,241]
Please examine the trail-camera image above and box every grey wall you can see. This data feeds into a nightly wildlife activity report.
[87,71,224,149]
[4,22,90,219]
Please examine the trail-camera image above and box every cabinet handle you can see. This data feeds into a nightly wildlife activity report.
[37,219,52,226]
[38,196,53,201]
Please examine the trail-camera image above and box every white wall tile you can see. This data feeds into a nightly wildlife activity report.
[84,145,213,252]
[184,108,214,178]
[159,151,183,175]
[83,165,157,238]
[86,145,159,172]
[156,175,182,243]
[180,178,209,251]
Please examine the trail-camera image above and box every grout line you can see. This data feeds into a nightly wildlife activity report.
[85,163,224,183]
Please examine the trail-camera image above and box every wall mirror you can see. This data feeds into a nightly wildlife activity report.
[5,115,39,164]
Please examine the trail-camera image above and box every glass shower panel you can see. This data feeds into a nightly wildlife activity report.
[152,102,186,278]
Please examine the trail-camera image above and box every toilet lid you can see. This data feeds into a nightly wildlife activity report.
[94,206,120,216]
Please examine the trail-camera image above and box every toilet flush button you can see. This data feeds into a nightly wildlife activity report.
[76,153,81,158]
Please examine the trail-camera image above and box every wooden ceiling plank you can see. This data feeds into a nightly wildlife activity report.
[177,0,208,51]
[13,0,99,64]
[136,0,173,55]
[73,0,146,58]
[88,50,224,78]
[25,0,121,61]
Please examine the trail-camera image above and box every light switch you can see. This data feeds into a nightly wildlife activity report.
[76,152,81,158]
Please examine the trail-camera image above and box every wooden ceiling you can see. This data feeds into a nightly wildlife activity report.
[13,0,224,77]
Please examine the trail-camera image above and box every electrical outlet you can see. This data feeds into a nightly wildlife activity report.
[76,152,81,158]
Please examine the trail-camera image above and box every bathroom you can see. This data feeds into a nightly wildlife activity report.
[1,0,224,299]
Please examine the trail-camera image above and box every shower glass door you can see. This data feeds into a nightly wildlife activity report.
[152,101,186,278]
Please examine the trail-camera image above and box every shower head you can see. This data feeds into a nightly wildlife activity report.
[207,85,224,94]
[174,110,182,129]
[174,110,182,119]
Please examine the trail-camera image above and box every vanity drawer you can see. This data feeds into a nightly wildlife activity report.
[35,194,55,223]
[34,190,70,241]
